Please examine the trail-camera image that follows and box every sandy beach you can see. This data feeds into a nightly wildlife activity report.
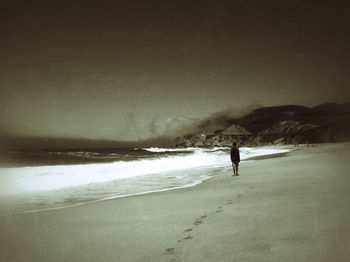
[1,143,349,262]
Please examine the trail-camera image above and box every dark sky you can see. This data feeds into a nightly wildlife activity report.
[1,0,349,141]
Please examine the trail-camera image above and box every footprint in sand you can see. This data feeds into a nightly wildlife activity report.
[165,248,175,254]
[216,206,223,213]
[184,235,193,240]
[193,215,207,225]
[193,219,202,225]
[226,200,233,205]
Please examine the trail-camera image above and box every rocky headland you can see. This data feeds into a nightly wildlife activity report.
[176,103,350,147]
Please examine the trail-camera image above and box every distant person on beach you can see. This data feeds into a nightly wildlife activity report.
[230,142,240,176]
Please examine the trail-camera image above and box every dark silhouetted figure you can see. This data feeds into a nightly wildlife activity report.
[230,142,240,176]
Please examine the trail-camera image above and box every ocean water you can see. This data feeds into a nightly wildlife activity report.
[0,147,289,216]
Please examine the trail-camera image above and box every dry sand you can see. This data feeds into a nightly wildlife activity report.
[1,143,349,262]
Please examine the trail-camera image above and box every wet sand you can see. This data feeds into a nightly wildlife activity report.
[1,143,349,262]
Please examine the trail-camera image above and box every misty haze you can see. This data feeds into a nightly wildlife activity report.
[0,1,349,262]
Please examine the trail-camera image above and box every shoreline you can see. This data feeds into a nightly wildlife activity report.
[1,142,349,262]
[244,151,289,161]
[0,147,291,216]
[1,177,211,217]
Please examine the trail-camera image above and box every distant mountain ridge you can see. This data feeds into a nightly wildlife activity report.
[176,103,350,147]
[2,103,349,150]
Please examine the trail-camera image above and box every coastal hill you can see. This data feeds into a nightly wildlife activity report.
[1,103,349,150]
[176,103,350,147]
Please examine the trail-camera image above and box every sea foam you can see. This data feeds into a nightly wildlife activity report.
[0,147,289,195]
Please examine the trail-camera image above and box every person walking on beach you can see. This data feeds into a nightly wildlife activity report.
[231,142,240,176]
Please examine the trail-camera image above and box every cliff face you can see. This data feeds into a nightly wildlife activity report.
[175,103,350,147]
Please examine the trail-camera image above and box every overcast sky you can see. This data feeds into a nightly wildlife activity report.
[1,0,349,141]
